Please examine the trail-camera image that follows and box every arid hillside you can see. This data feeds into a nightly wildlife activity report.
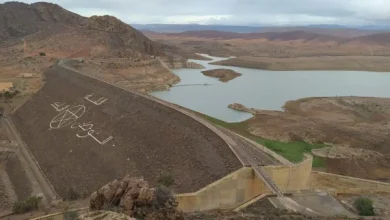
[147,29,390,71]
[0,2,161,57]
[0,2,192,98]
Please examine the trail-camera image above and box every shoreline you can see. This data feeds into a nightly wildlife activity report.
[210,56,390,72]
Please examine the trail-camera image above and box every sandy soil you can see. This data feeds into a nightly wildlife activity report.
[229,97,390,180]
[202,68,242,82]
[12,64,241,198]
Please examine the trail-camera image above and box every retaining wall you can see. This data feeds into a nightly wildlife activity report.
[309,171,390,195]
[177,155,313,212]
[176,167,270,212]
[263,154,313,192]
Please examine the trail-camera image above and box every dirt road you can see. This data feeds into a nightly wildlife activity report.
[2,117,58,205]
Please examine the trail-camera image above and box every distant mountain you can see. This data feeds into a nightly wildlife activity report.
[343,32,390,46]
[131,24,262,33]
[258,26,379,38]
[134,24,390,39]
[159,30,344,43]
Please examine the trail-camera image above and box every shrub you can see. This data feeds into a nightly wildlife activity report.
[39,52,46,56]
[12,196,42,214]
[4,90,19,99]
[157,174,175,187]
[4,91,11,99]
[154,186,174,207]
[354,197,375,216]
[66,186,80,201]
[63,210,79,220]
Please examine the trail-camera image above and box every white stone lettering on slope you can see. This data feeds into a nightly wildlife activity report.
[49,101,114,145]
[84,93,108,106]
[50,105,86,129]
[71,121,113,145]
[51,102,69,112]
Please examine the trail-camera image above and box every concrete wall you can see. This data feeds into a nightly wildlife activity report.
[29,208,89,220]
[309,171,390,195]
[176,167,270,212]
[263,154,313,192]
[177,155,313,212]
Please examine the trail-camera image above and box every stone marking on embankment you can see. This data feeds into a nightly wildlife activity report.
[49,96,113,146]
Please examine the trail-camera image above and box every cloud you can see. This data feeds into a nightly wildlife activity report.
[1,0,390,25]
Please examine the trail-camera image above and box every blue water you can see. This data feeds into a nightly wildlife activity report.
[151,54,390,122]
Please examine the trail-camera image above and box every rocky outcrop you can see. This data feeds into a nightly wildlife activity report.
[89,176,183,220]
[168,61,205,69]
[228,103,256,114]
[202,69,242,82]
[78,211,136,220]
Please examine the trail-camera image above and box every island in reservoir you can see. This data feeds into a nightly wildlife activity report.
[201,68,242,82]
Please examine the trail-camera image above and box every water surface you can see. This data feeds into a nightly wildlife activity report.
[151,54,390,122]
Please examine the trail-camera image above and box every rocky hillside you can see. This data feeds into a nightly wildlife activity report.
[0,1,188,93]
[0,2,162,58]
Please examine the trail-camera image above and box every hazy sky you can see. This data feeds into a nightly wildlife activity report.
[2,0,390,26]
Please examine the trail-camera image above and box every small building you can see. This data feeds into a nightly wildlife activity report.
[21,73,34,78]
[0,82,13,92]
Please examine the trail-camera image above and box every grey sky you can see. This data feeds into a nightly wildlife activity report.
[2,0,390,25]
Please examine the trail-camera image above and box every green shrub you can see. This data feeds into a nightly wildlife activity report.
[39,52,46,56]
[3,90,19,99]
[66,186,80,200]
[64,210,79,220]
[4,91,11,99]
[154,186,174,206]
[354,197,375,216]
[157,174,175,187]
[12,196,42,214]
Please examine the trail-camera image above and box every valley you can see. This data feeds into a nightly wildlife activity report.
[1,1,390,219]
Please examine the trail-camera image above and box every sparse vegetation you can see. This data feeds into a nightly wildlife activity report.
[200,113,327,167]
[63,209,79,220]
[354,197,375,216]
[154,186,175,207]
[12,196,42,214]
[256,139,327,167]
[66,186,81,201]
[2,90,20,100]
[157,174,175,187]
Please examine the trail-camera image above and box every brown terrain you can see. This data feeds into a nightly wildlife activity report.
[146,29,390,72]
[201,68,241,82]
[229,97,390,181]
[0,1,199,100]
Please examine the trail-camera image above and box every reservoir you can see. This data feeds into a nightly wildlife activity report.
[151,54,390,122]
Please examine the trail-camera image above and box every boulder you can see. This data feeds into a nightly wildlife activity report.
[89,175,183,220]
